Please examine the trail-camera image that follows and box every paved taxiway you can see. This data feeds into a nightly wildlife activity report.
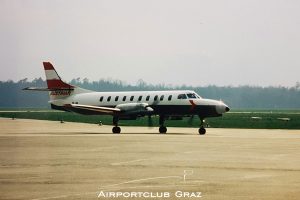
[0,118,300,200]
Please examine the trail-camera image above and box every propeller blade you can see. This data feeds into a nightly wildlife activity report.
[188,115,194,126]
[147,115,153,127]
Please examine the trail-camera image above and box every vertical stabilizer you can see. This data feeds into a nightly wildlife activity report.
[43,62,91,101]
[43,62,74,90]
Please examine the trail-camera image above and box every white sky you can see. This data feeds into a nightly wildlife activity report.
[0,0,299,87]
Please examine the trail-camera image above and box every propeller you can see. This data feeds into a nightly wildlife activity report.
[187,115,207,127]
[188,115,195,126]
[146,99,159,127]
[147,115,154,127]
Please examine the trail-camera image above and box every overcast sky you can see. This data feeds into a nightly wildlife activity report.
[0,0,299,87]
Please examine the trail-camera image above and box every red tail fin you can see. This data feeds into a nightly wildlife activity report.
[43,62,73,89]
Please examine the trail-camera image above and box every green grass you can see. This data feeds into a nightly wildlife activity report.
[1,109,300,129]
[206,112,300,129]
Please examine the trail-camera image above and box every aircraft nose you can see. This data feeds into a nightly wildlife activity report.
[216,102,230,114]
[225,106,230,112]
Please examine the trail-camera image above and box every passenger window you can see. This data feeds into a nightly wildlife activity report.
[177,94,187,99]
[168,95,172,101]
[115,96,119,101]
[99,96,104,102]
[138,96,142,101]
[130,96,134,101]
[107,96,111,102]
[146,95,150,101]
[160,95,164,101]
[154,95,158,101]
[123,96,126,101]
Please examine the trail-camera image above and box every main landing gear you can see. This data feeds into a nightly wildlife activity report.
[198,118,206,135]
[112,126,121,134]
[159,115,167,134]
[112,116,121,134]
[111,115,206,135]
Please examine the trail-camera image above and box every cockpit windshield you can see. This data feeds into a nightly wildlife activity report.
[187,93,201,99]
[178,93,201,100]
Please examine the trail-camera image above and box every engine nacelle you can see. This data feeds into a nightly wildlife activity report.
[116,103,153,115]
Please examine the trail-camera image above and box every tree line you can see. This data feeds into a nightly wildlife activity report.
[1,78,300,109]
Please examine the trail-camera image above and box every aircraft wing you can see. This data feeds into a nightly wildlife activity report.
[65,104,121,114]
[64,103,154,116]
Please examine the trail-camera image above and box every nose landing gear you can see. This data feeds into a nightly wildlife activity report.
[198,127,206,135]
[198,118,206,135]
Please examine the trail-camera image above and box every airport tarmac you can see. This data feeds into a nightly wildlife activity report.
[0,118,300,200]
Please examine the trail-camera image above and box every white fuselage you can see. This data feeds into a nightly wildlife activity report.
[51,90,229,117]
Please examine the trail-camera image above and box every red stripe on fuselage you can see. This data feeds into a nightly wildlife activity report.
[43,62,55,70]
[189,100,196,111]
[47,80,73,89]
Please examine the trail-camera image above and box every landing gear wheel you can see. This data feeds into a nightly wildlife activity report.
[159,126,167,134]
[159,115,167,134]
[112,126,121,134]
[198,127,206,135]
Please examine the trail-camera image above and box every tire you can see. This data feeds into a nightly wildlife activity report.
[198,127,206,135]
[159,126,167,134]
[112,126,121,134]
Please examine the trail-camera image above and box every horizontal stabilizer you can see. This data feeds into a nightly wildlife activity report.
[23,87,74,91]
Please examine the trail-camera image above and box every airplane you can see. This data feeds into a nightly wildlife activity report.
[24,62,230,135]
